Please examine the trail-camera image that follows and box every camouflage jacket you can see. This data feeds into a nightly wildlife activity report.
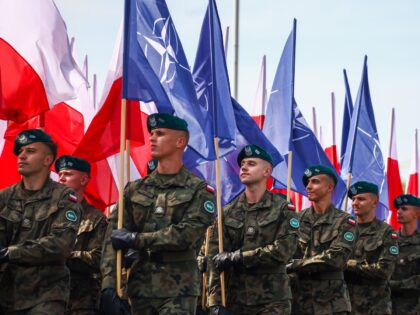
[207,191,299,307]
[290,205,357,315]
[67,199,107,312]
[344,218,397,314]
[390,229,420,314]
[0,178,81,311]
[101,166,215,298]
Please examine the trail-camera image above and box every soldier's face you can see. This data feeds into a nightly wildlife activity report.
[149,128,187,159]
[305,174,334,202]
[351,193,378,218]
[397,205,420,224]
[58,169,89,194]
[239,158,271,185]
[17,143,53,176]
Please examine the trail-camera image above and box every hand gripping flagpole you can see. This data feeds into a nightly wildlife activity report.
[201,227,211,308]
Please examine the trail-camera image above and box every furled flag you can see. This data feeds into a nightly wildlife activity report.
[0,0,86,122]
[386,108,403,230]
[324,93,340,172]
[341,56,389,219]
[406,129,419,196]
[340,69,354,168]
[250,55,267,129]
[262,19,346,205]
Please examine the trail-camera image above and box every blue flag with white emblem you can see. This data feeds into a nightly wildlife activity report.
[340,69,354,168]
[263,20,347,206]
[341,56,389,219]
[122,0,215,160]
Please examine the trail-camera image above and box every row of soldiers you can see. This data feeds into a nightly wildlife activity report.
[0,113,418,315]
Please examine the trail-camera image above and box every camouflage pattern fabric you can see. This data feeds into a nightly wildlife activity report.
[3,301,66,315]
[390,229,420,315]
[344,218,397,315]
[0,179,81,312]
[289,205,357,315]
[130,296,196,315]
[101,166,215,314]
[66,199,108,315]
[207,190,299,313]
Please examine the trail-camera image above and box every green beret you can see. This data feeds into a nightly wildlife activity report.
[393,194,420,208]
[147,159,158,174]
[302,164,337,187]
[348,181,379,198]
[237,144,273,166]
[55,155,91,174]
[147,113,188,132]
[14,129,57,157]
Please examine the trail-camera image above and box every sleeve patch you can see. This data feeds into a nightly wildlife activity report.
[288,203,296,211]
[206,185,215,194]
[344,231,354,242]
[389,246,399,255]
[65,210,78,222]
[391,232,398,239]
[289,218,300,228]
[347,218,356,226]
[68,193,78,203]
[204,200,215,214]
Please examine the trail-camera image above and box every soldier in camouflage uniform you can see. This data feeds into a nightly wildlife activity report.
[0,129,81,315]
[287,165,357,315]
[55,155,108,315]
[207,145,299,315]
[344,181,397,315]
[101,113,215,315]
[390,194,420,315]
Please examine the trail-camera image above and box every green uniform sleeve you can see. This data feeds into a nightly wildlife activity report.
[134,187,214,251]
[101,210,117,290]
[294,216,357,273]
[7,190,81,265]
[242,205,299,268]
[347,228,398,281]
[390,275,420,291]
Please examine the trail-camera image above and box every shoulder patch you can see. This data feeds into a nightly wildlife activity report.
[389,245,399,255]
[289,217,300,229]
[391,232,398,239]
[347,218,356,226]
[68,193,78,203]
[206,185,215,194]
[288,203,296,211]
[203,200,215,214]
[65,210,78,222]
[344,231,354,242]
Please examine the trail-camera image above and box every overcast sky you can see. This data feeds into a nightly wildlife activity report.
[55,0,420,182]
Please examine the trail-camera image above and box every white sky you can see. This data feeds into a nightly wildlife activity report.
[55,0,420,182]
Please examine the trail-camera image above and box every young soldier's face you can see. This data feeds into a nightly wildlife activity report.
[305,174,334,202]
[351,193,378,218]
[17,142,53,176]
[239,157,271,186]
[58,169,88,194]
[149,128,186,159]
[397,205,420,224]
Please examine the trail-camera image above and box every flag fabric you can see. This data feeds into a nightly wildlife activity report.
[406,129,419,196]
[341,56,389,220]
[340,69,354,168]
[0,0,86,123]
[251,55,267,129]
[263,20,347,205]
[386,108,403,230]
[324,93,340,172]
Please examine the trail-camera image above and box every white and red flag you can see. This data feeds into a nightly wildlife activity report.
[324,92,340,173]
[251,55,267,129]
[406,129,419,196]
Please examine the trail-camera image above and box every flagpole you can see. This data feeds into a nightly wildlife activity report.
[312,107,318,139]
[116,98,127,298]
[286,151,293,202]
[223,26,230,57]
[261,55,267,129]
[232,0,239,99]
[214,137,226,306]
[331,92,336,147]
[201,227,211,308]
[343,172,352,210]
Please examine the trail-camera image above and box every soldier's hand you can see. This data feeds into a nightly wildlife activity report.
[111,228,137,250]
[208,305,229,315]
[0,247,9,264]
[347,259,357,268]
[100,288,131,315]
[199,256,208,273]
[212,250,242,272]
[286,259,301,273]
[124,249,139,269]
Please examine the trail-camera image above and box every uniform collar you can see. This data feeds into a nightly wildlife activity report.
[14,178,55,202]
[146,166,189,188]
[239,190,272,212]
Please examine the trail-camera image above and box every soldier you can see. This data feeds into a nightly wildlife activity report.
[0,129,81,315]
[55,155,108,315]
[287,165,357,315]
[207,144,299,315]
[390,194,420,314]
[101,113,215,315]
[344,181,397,314]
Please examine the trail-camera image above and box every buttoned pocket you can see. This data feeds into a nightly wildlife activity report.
[131,190,154,228]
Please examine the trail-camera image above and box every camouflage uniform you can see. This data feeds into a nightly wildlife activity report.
[289,205,357,315]
[390,229,420,315]
[66,199,108,315]
[0,179,81,314]
[344,219,397,314]
[207,190,299,315]
[101,167,215,315]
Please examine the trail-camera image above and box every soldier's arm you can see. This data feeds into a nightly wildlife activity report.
[7,189,81,265]
[347,228,398,280]
[293,217,357,273]
[68,216,108,272]
[133,187,214,251]
[242,205,299,268]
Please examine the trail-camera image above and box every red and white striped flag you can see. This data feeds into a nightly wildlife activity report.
[406,129,419,196]
[324,92,340,173]
[386,108,403,230]
[251,55,267,129]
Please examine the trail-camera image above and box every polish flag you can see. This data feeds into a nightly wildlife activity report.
[386,108,403,230]
[0,0,86,123]
[251,56,267,129]
[324,92,340,173]
[406,129,419,196]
